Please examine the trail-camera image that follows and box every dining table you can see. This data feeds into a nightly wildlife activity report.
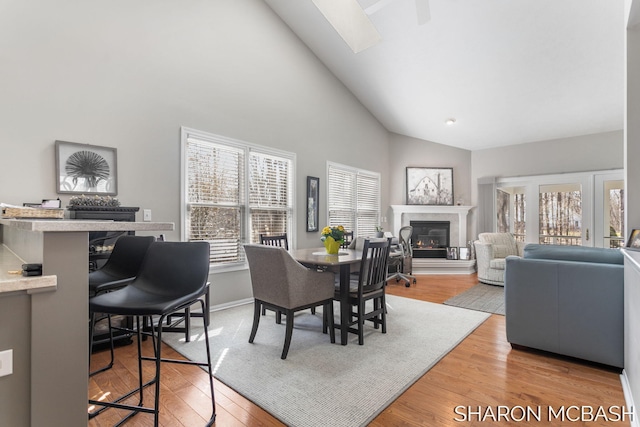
[289,247,362,345]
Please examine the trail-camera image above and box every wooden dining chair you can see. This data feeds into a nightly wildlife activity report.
[336,238,392,345]
[259,233,289,250]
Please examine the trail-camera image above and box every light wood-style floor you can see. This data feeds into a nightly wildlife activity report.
[88,274,627,426]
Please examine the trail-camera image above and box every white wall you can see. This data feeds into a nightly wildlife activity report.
[0,0,390,308]
[469,130,624,238]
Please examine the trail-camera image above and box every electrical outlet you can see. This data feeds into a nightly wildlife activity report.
[0,349,13,377]
[143,209,152,222]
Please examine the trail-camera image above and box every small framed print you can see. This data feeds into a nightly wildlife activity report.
[459,247,470,260]
[446,247,459,260]
[56,140,118,195]
[626,229,640,250]
[306,176,319,232]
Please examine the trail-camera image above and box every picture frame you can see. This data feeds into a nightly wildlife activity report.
[446,247,459,260]
[55,140,118,195]
[459,247,470,260]
[306,176,319,232]
[626,229,640,250]
[406,167,453,205]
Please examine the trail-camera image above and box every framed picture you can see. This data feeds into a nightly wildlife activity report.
[459,247,470,260]
[446,247,459,260]
[406,167,453,205]
[55,140,117,195]
[306,176,319,232]
[626,229,640,250]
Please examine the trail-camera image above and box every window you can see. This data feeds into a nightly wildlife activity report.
[327,162,380,238]
[181,127,294,270]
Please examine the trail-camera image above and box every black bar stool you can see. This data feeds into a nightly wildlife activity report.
[88,241,216,426]
[89,235,155,376]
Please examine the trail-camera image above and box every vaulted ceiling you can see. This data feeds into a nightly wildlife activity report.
[264,0,625,150]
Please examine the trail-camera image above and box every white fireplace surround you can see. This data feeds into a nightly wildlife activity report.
[390,205,474,247]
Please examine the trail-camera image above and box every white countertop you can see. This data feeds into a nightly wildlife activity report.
[0,218,175,232]
[0,244,56,295]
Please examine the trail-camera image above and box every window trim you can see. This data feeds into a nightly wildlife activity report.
[180,127,296,273]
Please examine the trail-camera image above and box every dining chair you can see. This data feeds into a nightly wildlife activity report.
[243,244,335,359]
[259,233,289,250]
[88,235,156,376]
[259,232,290,319]
[88,241,216,426]
[336,237,392,345]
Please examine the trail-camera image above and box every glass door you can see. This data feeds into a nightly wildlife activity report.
[538,183,585,246]
[594,172,625,248]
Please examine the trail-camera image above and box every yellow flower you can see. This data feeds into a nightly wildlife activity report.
[321,225,345,243]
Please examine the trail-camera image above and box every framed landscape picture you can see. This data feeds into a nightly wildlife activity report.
[406,167,453,205]
[56,140,118,195]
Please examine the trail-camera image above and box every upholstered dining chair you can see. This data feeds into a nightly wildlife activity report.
[89,235,156,376]
[337,238,392,345]
[243,244,336,359]
[88,241,216,427]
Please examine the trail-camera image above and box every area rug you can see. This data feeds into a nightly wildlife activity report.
[443,283,505,315]
[162,295,489,427]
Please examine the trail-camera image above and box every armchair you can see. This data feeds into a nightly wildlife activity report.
[474,232,524,286]
[244,244,336,359]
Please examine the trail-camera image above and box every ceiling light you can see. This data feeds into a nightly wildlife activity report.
[445,118,457,126]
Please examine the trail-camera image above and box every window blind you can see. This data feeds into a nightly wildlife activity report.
[182,129,294,269]
[327,163,380,239]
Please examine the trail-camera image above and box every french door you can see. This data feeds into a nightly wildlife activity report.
[495,170,623,248]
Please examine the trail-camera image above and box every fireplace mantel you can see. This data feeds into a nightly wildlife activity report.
[390,205,474,247]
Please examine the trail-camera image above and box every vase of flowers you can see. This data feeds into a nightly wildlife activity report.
[321,225,345,254]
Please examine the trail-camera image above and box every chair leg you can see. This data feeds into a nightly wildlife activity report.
[358,300,365,345]
[249,300,261,343]
[326,302,335,344]
[380,295,387,334]
[281,309,294,359]
[89,312,115,377]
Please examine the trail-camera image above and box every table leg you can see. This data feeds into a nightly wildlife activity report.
[339,264,350,345]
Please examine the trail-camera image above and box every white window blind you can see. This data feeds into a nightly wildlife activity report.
[327,163,380,238]
[182,128,294,269]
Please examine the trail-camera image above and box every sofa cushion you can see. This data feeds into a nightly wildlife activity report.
[523,243,623,265]
[490,258,506,270]
[493,245,510,259]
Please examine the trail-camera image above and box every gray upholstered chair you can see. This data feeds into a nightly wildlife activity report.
[243,244,336,359]
[474,232,524,286]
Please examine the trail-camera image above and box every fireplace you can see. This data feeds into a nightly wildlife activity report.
[410,220,450,258]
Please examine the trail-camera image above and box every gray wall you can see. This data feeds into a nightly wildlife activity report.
[387,132,472,206]
[0,0,390,310]
[469,130,624,239]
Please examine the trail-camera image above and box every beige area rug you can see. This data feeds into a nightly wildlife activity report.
[443,283,505,315]
[162,295,489,427]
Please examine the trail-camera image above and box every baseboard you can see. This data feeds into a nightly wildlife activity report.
[412,258,476,275]
[210,297,253,313]
[621,370,639,427]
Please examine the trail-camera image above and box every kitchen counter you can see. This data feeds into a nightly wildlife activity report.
[0,244,56,295]
[0,218,174,427]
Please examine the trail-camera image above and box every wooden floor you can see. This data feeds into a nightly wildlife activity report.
[88,274,628,426]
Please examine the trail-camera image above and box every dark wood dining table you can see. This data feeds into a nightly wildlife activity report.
[289,247,362,345]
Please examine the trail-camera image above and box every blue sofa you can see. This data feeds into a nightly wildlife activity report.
[504,244,624,368]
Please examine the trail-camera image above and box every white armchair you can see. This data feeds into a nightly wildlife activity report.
[474,232,524,286]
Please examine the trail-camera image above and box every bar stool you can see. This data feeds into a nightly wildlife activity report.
[88,241,216,426]
[89,235,156,376]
